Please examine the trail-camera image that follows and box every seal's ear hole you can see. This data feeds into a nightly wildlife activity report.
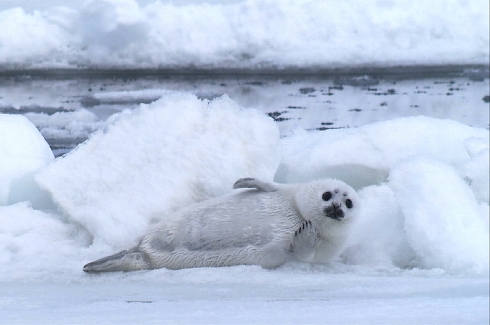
[322,191,332,201]
[345,199,353,209]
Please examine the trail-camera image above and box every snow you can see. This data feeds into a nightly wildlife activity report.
[1,270,488,325]
[0,93,488,323]
[0,0,488,70]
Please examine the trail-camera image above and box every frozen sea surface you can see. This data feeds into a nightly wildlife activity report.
[1,68,488,156]
[2,267,488,325]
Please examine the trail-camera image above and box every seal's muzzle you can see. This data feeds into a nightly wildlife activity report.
[324,202,344,220]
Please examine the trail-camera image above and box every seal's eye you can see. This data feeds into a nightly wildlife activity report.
[322,191,332,201]
[345,199,353,209]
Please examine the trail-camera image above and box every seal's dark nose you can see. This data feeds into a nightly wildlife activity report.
[324,205,334,215]
[335,209,344,218]
[324,202,344,220]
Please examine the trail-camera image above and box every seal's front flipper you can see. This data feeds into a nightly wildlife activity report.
[83,249,151,273]
[233,177,278,192]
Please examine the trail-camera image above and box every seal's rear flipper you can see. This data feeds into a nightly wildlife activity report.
[233,177,278,192]
[83,249,151,273]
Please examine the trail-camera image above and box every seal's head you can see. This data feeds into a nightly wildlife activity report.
[294,179,360,230]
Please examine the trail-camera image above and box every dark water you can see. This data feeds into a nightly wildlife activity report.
[0,66,488,156]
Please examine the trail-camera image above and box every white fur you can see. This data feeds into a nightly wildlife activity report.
[83,178,360,272]
[291,179,360,263]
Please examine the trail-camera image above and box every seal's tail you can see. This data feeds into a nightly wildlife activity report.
[83,249,151,273]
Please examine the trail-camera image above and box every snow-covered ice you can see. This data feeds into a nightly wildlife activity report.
[0,0,488,70]
[0,93,488,324]
[1,269,488,325]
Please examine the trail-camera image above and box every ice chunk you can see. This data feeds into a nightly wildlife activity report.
[35,93,280,249]
[276,116,489,189]
[0,114,54,206]
[342,184,416,269]
[389,157,489,274]
[24,109,102,142]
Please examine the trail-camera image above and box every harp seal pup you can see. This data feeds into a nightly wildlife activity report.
[83,177,360,273]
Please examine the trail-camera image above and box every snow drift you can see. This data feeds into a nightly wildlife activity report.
[0,0,488,70]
